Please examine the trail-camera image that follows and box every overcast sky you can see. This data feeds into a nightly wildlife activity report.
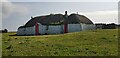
[1,0,119,31]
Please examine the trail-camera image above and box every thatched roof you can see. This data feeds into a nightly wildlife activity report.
[20,13,93,28]
[24,14,65,27]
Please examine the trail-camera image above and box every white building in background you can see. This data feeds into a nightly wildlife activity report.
[17,11,95,35]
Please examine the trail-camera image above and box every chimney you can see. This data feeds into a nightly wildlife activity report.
[31,16,33,19]
[65,11,68,18]
[65,11,67,15]
[77,12,78,14]
[64,11,68,33]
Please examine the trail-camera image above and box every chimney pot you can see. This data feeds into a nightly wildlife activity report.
[65,11,67,15]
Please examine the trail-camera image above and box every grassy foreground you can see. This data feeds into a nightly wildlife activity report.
[2,29,118,56]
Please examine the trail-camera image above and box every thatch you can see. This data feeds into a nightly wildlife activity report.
[25,14,65,27]
[67,14,81,24]
[21,13,93,28]
[78,15,93,24]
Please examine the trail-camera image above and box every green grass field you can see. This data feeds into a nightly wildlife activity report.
[2,29,118,56]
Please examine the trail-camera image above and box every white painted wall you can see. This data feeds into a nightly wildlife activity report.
[17,23,95,35]
[81,23,95,30]
[17,26,35,35]
[68,24,81,32]
[25,26,35,35]
[39,24,46,34]
[39,24,63,34]
[48,25,63,34]
[17,28,26,35]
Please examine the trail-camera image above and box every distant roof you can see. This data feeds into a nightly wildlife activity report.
[20,13,93,28]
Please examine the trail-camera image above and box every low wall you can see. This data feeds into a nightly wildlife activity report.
[81,23,95,30]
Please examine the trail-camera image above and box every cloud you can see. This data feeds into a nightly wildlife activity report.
[0,12,2,29]
[2,0,29,19]
[1,0,119,2]
[0,2,2,30]
[80,10,118,24]
[81,10,117,16]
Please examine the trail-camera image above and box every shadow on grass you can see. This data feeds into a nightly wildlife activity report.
[9,33,64,36]
[9,34,45,36]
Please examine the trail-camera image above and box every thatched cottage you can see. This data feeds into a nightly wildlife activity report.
[17,11,95,35]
